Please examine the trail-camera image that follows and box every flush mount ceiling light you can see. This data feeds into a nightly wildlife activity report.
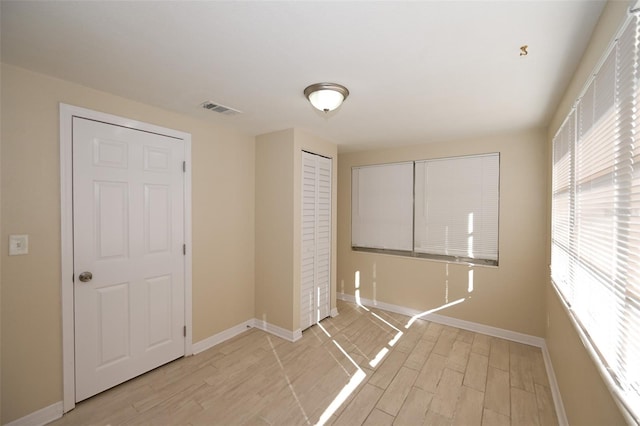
[304,83,350,113]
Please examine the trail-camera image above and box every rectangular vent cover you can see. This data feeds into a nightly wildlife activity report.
[200,101,242,116]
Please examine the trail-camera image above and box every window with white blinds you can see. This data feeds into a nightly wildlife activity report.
[551,14,640,422]
[415,154,499,262]
[351,162,414,251]
[352,153,500,265]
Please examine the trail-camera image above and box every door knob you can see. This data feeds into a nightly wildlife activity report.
[78,271,93,282]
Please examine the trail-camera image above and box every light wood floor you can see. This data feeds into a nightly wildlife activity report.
[51,300,558,425]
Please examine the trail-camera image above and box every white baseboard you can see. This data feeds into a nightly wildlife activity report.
[5,401,63,426]
[337,292,567,425]
[331,307,339,317]
[192,319,254,354]
[337,292,545,346]
[193,316,306,353]
[191,316,305,354]
[253,318,302,342]
[541,343,569,426]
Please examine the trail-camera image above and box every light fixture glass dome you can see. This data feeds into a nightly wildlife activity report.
[304,83,349,112]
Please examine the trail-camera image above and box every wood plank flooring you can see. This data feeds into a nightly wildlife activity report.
[51,300,558,425]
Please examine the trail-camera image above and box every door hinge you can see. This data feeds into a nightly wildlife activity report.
[183,244,186,255]
[182,161,186,172]
[183,326,187,337]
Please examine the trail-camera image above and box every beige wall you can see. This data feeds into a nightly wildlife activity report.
[338,128,548,337]
[255,129,295,330]
[545,1,629,424]
[255,128,337,332]
[546,286,625,425]
[0,63,256,423]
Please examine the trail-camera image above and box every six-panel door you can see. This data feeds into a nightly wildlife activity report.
[73,117,186,402]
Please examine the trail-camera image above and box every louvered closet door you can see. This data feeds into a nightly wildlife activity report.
[301,152,332,331]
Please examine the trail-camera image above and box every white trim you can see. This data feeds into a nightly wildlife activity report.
[541,342,569,426]
[194,318,305,353]
[331,307,339,317]
[59,104,75,412]
[190,317,305,354]
[337,292,544,346]
[5,402,63,426]
[183,139,193,356]
[192,320,253,354]
[252,319,302,342]
[59,103,193,412]
[337,292,567,424]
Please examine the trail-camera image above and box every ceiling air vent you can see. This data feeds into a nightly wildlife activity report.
[200,101,242,116]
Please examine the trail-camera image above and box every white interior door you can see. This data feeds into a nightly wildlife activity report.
[301,152,331,331]
[73,117,185,402]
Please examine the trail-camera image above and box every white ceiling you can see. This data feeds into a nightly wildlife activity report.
[1,1,606,152]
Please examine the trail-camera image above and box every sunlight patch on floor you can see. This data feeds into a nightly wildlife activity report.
[371,311,402,332]
[317,322,332,338]
[314,287,471,425]
[368,347,389,368]
[404,298,466,328]
[315,368,366,426]
[388,330,403,347]
[266,335,311,425]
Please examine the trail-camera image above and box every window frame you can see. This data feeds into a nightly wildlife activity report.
[351,152,500,267]
[550,10,640,424]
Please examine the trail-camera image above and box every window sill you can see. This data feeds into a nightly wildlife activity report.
[351,246,498,267]
[549,280,638,425]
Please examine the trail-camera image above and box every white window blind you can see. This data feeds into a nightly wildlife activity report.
[551,14,640,422]
[551,110,575,301]
[351,154,499,265]
[414,154,499,262]
[351,162,413,251]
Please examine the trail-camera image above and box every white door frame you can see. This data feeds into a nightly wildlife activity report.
[59,103,193,412]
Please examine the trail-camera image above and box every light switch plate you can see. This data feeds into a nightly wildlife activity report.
[9,234,29,255]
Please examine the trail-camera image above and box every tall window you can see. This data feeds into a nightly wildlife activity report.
[551,15,640,421]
